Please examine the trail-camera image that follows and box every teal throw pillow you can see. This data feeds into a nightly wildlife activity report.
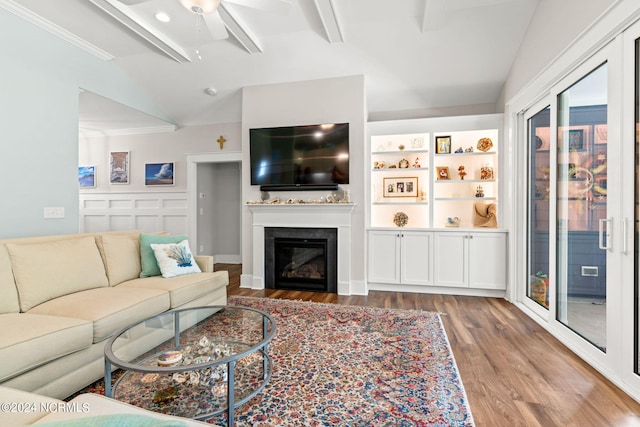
[139,233,187,278]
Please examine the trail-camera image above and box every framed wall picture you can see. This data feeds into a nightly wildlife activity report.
[383,177,418,197]
[436,166,450,180]
[435,135,451,154]
[78,166,96,188]
[567,129,584,151]
[145,162,175,186]
[109,151,130,184]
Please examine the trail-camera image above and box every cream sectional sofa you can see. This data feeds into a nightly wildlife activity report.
[0,231,228,400]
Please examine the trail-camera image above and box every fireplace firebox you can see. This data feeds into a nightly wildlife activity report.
[265,227,337,293]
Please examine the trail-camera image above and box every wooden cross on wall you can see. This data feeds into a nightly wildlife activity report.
[217,135,226,149]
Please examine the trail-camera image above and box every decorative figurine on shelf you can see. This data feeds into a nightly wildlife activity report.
[413,157,421,168]
[465,146,474,153]
[446,217,461,228]
[373,161,380,169]
[393,212,409,227]
[480,166,494,180]
[475,185,485,198]
[398,144,405,151]
[458,165,467,180]
[454,147,464,153]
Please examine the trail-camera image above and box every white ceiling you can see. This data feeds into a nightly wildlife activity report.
[3,0,539,130]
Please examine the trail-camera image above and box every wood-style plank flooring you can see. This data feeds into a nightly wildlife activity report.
[217,263,640,426]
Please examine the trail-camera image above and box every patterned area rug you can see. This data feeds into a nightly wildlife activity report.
[79,297,474,426]
[215,297,473,426]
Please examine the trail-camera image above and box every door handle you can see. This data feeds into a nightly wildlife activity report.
[598,218,612,251]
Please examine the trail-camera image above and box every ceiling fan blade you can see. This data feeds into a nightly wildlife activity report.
[203,11,229,40]
[225,0,291,15]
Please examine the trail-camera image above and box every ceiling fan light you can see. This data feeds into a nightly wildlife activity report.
[179,0,221,15]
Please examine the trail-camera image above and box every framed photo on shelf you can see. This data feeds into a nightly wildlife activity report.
[109,151,129,184]
[145,162,175,186]
[383,177,418,197]
[436,136,451,154]
[78,166,96,188]
[436,166,450,180]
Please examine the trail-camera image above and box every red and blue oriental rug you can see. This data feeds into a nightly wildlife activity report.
[212,296,474,426]
[78,296,474,426]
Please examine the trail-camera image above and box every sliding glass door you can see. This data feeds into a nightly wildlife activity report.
[556,64,608,352]
[520,13,640,401]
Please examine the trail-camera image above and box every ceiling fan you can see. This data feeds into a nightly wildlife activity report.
[117,0,291,42]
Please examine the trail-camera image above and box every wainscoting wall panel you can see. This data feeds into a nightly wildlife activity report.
[80,192,189,235]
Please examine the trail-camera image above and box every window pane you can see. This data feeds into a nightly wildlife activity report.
[528,106,551,309]
[556,63,607,352]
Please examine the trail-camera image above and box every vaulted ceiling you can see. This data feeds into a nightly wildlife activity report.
[2,0,539,129]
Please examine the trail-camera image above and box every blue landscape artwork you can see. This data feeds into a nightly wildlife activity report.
[78,166,95,188]
[145,162,174,186]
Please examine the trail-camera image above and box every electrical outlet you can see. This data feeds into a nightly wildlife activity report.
[43,207,65,219]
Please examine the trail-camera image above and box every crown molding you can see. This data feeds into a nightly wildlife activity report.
[79,124,178,137]
[0,0,114,60]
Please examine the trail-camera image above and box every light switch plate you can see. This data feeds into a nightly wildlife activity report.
[44,207,65,219]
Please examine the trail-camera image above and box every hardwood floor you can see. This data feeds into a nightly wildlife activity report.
[217,263,640,426]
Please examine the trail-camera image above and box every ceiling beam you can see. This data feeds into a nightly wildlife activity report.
[313,0,344,43]
[218,3,263,54]
[89,0,192,63]
[422,0,446,32]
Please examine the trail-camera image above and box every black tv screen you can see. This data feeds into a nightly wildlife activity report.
[250,123,349,187]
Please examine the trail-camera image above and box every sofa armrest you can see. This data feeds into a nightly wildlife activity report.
[194,256,213,272]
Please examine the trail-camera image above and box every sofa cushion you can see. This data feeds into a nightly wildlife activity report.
[0,245,19,314]
[6,237,109,312]
[99,234,142,286]
[0,385,61,425]
[118,271,227,309]
[139,234,187,278]
[150,240,201,278]
[0,313,93,382]
[27,287,170,343]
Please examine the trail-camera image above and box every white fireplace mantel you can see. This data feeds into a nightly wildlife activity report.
[246,203,355,295]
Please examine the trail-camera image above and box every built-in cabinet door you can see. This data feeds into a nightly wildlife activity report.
[434,231,507,289]
[433,232,467,287]
[468,233,507,289]
[368,230,401,283]
[401,231,433,285]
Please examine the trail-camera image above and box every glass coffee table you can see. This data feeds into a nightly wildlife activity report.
[104,306,276,426]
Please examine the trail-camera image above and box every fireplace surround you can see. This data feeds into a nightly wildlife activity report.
[265,227,337,293]
[246,203,355,295]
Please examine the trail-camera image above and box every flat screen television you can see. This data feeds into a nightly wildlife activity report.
[250,122,349,189]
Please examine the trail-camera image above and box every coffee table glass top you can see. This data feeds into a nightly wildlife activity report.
[104,306,276,421]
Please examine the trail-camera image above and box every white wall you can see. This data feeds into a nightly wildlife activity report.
[499,0,615,108]
[240,75,367,285]
[79,123,241,193]
[79,122,242,253]
[0,8,172,239]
